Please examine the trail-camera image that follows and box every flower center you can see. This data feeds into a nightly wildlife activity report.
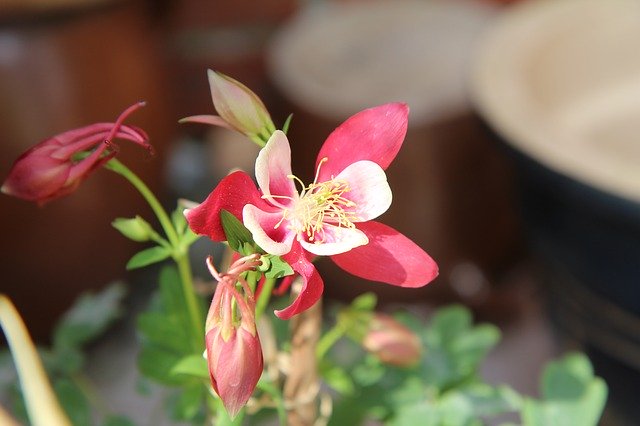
[275,158,359,243]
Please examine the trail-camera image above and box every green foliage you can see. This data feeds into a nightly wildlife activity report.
[170,354,209,381]
[325,304,608,426]
[136,265,209,421]
[102,415,137,426]
[137,266,202,384]
[53,284,126,350]
[126,246,172,270]
[522,353,607,426]
[419,305,501,391]
[327,304,516,426]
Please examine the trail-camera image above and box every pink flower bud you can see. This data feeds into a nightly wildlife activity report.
[205,255,264,418]
[1,102,150,205]
[180,70,275,141]
[362,313,422,368]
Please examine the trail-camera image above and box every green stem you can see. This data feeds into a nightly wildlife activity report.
[255,277,276,320]
[176,253,205,348]
[105,158,203,347]
[316,323,347,360]
[105,159,179,246]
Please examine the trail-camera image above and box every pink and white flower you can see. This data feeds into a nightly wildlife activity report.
[186,103,438,319]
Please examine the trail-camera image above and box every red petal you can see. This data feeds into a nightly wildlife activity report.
[185,171,271,241]
[330,221,438,287]
[274,242,324,319]
[316,103,409,179]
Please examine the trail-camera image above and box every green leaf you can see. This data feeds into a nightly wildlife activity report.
[522,353,607,426]
[52,283,126,350]
[420,305,500,391]
[170,354,209,380]
[112,216,157,242]
[257,378,287,425]
[126,246,172,270]
[320,361,355,396]
[171,383,206,421]
[352,355,386,387]
[264,255,294,279]
[103,415,137,426]
[54,378,91,426]
[137,311,191,354]
[220,209,256,254]
[137,266,204,385]
[138,345,190,386]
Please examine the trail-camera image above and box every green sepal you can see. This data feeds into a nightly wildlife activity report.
[263,255,294,279]
[171,205,188,236]
[126,246,172,270]
[281,113,294,134]
[220,209,258,255]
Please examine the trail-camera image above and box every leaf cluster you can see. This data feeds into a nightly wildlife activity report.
[322,304,607,426]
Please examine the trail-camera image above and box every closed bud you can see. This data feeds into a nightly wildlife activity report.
[205,254,264,419]
[111,216,156,242]
[362,313,422,368]
[180,70,275,143]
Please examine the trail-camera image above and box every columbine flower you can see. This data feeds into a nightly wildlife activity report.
[1,102,150,205]
[186,103,438,319]
[205,254,264,419]
[362,313,422,367]
[180,70,276,143]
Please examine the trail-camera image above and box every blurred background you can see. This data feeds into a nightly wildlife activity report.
[0,0,638,424]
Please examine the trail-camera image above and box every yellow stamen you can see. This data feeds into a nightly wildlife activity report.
[276,158,359,244]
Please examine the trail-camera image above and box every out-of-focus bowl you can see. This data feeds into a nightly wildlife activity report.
[472,0,640,421]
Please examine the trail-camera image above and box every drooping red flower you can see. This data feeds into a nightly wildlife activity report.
[1,102,150,205]
[186,103,438,319]
[205,255,264,418]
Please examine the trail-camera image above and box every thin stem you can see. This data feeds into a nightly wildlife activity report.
[105,158,179,246]
[177,254,205,348]
[316,323,347,360]
[105,158,204,347]
[255,277,276,320]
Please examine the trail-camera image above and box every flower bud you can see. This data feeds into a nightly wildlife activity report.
[1,102,150,205]
[111,215,156,242]
[180,70,275,142]
[206,319,263,419]
[205,255,264,418]
[362,313,422,367]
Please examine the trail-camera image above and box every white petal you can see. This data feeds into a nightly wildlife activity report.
[300,224,368,256]
[335,160,392,221]
[243,204,295,256]
[255,131,296,207]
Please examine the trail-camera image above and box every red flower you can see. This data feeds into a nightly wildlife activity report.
[1,102,150,205]
[187,104,438,319]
